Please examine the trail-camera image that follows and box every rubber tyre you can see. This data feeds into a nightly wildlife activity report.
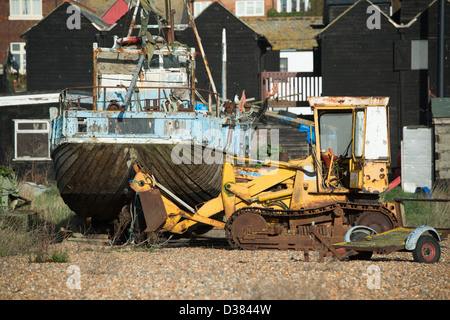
[412,235,441,264]
[347,231,374,260]
[349,230,372,242]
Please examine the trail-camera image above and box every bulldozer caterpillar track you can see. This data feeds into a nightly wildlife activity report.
[225,202,398,250]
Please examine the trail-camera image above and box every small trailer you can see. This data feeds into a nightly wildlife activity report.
[332,225,448,263]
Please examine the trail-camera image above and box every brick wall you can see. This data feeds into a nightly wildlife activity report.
[0,0,63,65]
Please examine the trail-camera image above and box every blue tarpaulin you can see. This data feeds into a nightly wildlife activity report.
[299,124,315,144]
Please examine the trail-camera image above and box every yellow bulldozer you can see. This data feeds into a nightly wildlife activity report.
[129,96,403,253]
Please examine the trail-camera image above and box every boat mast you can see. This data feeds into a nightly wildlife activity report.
[182,0,218,111]
[127,0,141,37]
[222,28,227,101]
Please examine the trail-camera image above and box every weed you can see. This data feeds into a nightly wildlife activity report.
[0,226,33,257]
[49,250,70,263]
[380,184,450,228]
[29,249,70,263]
[28,185,76,228]
[0,183,76,259]
[29,250,47,263]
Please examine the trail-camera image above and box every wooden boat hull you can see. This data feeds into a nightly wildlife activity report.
[52,142,222,222]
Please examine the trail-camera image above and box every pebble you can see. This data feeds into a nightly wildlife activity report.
[0,239,448,300]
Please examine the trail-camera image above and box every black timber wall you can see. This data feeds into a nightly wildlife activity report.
[408,1,450,99]
[318,0,450,168]
[176,3,271,101]
[22,4,145,92]
[253,115,310,159]
[319,1,402,166]
[23,4,100,91]
[0,102,54,182]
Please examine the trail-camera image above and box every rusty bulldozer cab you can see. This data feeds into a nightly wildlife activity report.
[310,96,391,194]
[129,96,402,253]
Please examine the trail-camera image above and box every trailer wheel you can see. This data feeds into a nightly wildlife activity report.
[412,235,441,263]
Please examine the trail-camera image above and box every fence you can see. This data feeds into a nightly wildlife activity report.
[261,72,322,108]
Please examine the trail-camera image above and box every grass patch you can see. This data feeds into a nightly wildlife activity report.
[28,184,76,228]
[0,182,77,260]
[29,249,70,263]
[50,249,70,263]
[380,183,450,228]
[0,226,33,257]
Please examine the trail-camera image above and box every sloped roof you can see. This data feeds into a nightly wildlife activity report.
[146,0,189,25]
[102,0,130,25]
[196,2,271,46]
[79,3,112,29]
[242,16,322,51]
[77,0,119,17]
[22,1,111,37]
[319,0,443,35]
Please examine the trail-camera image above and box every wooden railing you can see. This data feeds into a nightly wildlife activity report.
[261,72,322,107]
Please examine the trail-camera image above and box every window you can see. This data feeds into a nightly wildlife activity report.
[236,1,264,17]
[280,58,288,72]
[411,40,428,70]
[9,0,42,20]
[277,0,309,13]
[364,107,388,160]
[394,40,428,71]
[319,112,353,157]
[149,55,160,69]
[194,1,212,17]
[14,120,50,161]
[10,42,26,74]
[354,110,365,158]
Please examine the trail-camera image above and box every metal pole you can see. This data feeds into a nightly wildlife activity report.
[222,28,227,101]
[437,0,446,97]
[127,0,141,37]
[93,43,98,111]
[182,0,218,102]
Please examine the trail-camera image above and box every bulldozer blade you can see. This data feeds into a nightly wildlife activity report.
[138,189,168,232]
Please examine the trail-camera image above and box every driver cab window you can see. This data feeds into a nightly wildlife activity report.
[354,110,365,157]
[319,112,353,157]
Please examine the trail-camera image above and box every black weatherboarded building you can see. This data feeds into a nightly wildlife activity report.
[176,2,276,101]
[22,2,110,91]
[317,0,450,168]
[21,1,276,100]
[21,1,143,92]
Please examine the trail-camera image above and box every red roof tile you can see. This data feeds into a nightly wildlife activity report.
[102,0,129,26]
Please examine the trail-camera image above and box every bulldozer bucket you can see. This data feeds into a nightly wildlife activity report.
[138,189,168,232]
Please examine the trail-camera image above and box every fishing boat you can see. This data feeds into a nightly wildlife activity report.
[50,1,254,223]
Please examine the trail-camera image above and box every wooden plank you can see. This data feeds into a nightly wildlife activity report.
[53,143,223,221]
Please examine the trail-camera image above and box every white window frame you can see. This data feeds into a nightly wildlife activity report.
[277,0,310,13]
[10,42,26,75]
[9,0,43,20]
[13,119,51,161]
[236,1,265,17]
[194,1,212,17]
